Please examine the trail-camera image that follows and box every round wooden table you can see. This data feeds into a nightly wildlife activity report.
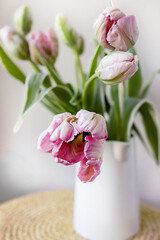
[0,191,160,240]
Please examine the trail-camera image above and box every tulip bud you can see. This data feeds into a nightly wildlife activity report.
[14,5,32,35]
[96,51,138,85]
[28,29,58,65]
[75,35,84,55]
[94,7,139,51]
[0,26,30,60]
[56,14,84,54]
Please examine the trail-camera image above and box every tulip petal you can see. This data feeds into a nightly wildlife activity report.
[37,130,53,153]
[50,114,78,143]
[107,15,139,51]
[48,112,71,134]
[111,58,138,83]
[59,120,75,142]
[84,135,105,162]
[52,133,85,165]
[117,15,139,45]
[76,110,108,140]
[107,24,129,51]
[78,158,102,183]
[94,15,114,49]
[50,120,75,142]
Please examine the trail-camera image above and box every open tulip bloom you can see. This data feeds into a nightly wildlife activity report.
[0,5,160,182]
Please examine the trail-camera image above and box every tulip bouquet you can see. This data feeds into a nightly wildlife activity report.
[0,5,159,183]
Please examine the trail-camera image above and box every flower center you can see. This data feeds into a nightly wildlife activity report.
[82,132,90,142]
[72,133,85,153]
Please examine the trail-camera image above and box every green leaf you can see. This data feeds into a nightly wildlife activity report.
[64,83,75,94]
[14,73,50,132]
[93,79,105,115]
[107,104,117,140]
[140,104,159,163]
[121,97,147,141]
[121,97,159,163]
[106,84,122,140]
[127,47,142,97]
[132,124,149,153]
[88,45,102,78]
[48,85,78,114]
[69,89,81,108]
[83,77,97,111]
[0,45,26,83]
[107,85,119,111]
[139,69,160,98]
[82,45,102,111]
[41,97,63,115]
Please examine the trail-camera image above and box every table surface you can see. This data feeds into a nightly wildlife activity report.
[0,191,160,240]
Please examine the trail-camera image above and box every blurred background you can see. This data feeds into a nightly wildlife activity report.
[0,0,160,207]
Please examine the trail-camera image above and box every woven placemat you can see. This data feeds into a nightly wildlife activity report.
[0,191,159,240]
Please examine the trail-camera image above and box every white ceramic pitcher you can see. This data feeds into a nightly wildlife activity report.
[74,139,140,240]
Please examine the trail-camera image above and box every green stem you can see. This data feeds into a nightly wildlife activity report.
[74,49,85,88]
[117,82,124,140]
[118,83,124,118]
[85,73,97,87]
[75,62,81,90]
[46,63,64,85]
[29,59,52,87]
[29,59,41,72]
[124,80,129,97]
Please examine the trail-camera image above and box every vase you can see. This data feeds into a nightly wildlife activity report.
[74,138,140,240]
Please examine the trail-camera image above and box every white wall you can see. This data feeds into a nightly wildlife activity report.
[0,0,160,207]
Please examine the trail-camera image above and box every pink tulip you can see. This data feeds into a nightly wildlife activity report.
[28,28,58,64]
[94,7,139,51]
[37,110,108,183]
[96,51,138,85]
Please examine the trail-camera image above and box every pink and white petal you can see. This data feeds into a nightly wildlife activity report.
[98,21,114,49]
[76,110,97,133]
[55,157,73,166]
[47,112,72,134]
[107,24,128,51]
[77,158,102,183]
[76,110,107,140]
[76,110,95,129]
[50,115,76,143]
[52,134,85,165]
[116,60,138,83]
[94,12,114,49]
[91,115,108,139]
[117,15,139,45]
[50,125,61,142]
[108,7,125,21]
[98,51,134,67]
[94,13,105,34]
[84,136,105,161]
[37,130,53,153]
[51,138,63,157]
[60,120,75,142]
